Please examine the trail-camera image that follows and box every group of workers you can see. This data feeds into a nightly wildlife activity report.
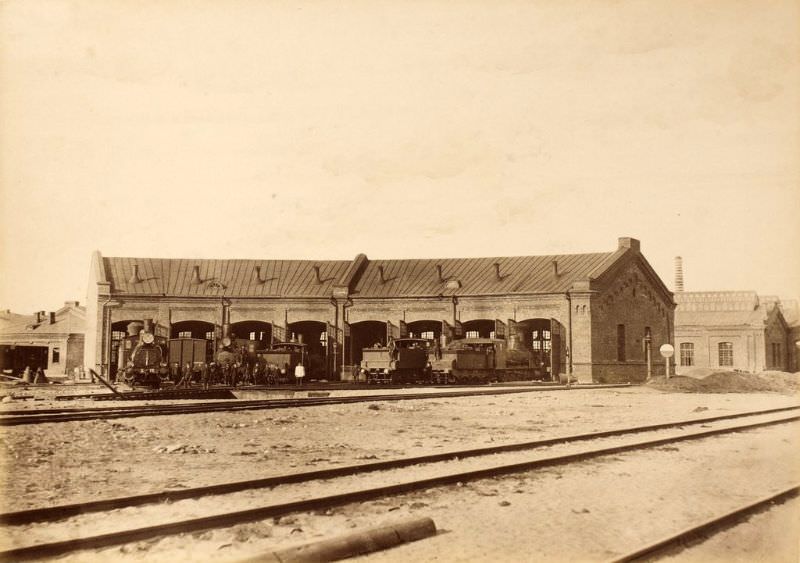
[163,360,306,388]
[19,366,48,384]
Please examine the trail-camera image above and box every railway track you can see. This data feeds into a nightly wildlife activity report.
[0,384,630,426]
[1,406,796,561]
[610,484,800,562]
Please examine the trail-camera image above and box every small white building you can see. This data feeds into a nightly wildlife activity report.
[0,302,86,378]
[674,291,790,374]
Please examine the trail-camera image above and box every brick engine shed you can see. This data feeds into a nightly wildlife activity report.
[84,237,674,384]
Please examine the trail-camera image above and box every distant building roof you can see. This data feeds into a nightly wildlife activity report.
[778,299,799,326]
[675,309,766,327]
[0,310,29,328]
[0,303,85,338]
[674,291,779,328]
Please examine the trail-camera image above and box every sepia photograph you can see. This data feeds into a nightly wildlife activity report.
[1,0,798,561]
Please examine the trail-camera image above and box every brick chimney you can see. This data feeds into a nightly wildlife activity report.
[618,237,640,252]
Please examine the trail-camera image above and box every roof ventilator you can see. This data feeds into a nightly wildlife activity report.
[255,265,266,284]
[191,265,202,284]
[378,265,396,284]
[313,265,334,284]
[128,264,143,284]
[494,262,508,281]
[552,260,559,277]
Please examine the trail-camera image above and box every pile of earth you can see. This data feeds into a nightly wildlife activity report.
[647,371,800,394]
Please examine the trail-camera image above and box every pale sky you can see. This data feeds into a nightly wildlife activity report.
[1,0,798,313]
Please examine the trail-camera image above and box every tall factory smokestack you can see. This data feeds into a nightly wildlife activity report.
[674,256,684,292]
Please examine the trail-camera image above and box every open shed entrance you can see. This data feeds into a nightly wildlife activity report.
[515,318,566,381]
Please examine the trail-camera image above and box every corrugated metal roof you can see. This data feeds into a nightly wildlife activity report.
[352,252,615,297]
[103,258,353,298]
[103,249,622,299]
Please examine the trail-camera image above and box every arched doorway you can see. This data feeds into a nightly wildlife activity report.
[230,320,273,352]
[171,320,215,362]
[110,319,139,379]
[462,319,495,339]
[349,320,388,367]
[515,318,566,381]
[288,320,327,378]
[407,320,441,341]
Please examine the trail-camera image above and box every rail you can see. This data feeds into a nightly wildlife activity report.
[0,409,796,561]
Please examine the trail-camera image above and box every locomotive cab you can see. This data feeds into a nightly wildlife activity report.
[257,342,308,384]
[360,338,431,384]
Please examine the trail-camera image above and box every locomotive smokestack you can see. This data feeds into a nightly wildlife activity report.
[674,256,684,292]
[191,265,201,284]
[128,264,143,284]
[142,319,154,333]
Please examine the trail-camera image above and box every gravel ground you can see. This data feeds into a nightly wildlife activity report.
[1,386,798,561]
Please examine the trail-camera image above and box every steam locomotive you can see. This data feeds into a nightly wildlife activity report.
[360,338,432,384]
[119,320,170,388]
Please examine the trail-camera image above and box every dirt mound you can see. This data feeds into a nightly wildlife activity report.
[648,371,800,394]
[679,368,720,379]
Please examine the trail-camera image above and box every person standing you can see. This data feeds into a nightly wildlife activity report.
[33,367,46,384]
[231,362,239,388]
[200,362,209,390]
[181,362,192,388]
[294,363,305,386]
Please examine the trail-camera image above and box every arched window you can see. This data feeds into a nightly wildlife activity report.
[718,342,733,367]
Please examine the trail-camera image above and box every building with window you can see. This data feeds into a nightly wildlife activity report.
[85,237,675,383]
[0,302,86,378]
[674,291,790,375]
[779,300,800,372]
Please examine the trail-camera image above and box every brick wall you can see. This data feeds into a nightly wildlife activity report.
[591,260,673,383]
